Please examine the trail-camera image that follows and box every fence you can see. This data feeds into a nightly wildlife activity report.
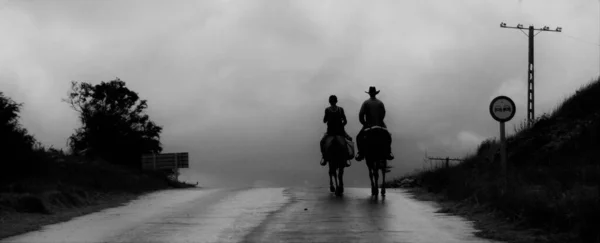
[141,152,189,171]
[426,157,464,169]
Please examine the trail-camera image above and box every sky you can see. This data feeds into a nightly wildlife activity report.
[1,0,599,187]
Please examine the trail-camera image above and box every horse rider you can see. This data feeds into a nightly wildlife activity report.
[355,86,394,162]
[320,95,352,167]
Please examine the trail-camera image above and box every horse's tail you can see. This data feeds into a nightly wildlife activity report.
[325,135,347,167]
[364,127,391,161]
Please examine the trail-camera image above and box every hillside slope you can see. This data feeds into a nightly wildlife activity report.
[388,78,600,243]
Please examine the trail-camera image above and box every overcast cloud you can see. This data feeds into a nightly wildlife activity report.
[1,0,598,187]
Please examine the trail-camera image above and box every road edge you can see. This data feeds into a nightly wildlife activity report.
[398,187,569,243]
[0,191,151,240]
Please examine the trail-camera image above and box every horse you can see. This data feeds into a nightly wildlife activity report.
[363,126,391,196]
[323,135,348,196]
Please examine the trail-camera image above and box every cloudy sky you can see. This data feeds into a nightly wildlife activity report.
[1,0,599,187]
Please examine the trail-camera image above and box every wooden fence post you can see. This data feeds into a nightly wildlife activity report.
[174,153,179,181]
[174,153,178,169]
[153,153,156,170]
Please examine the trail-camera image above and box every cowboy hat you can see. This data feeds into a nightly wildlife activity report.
[365,86,380,95]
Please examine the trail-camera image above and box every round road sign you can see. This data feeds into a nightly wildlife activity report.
[489,96,516,122]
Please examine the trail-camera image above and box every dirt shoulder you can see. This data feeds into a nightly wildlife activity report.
[401,187,571,243]
[0,192,144,239]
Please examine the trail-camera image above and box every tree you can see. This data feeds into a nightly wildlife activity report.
[64,78,163,168]
[0,92,38,181]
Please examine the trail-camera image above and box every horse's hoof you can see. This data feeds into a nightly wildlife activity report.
[371,187,378,196]
[381,188,386,196]
[339,187,344,194]
[330,186,335,193]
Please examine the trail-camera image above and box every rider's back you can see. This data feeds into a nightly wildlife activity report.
[325,106,346,135]
[359,97,386,128]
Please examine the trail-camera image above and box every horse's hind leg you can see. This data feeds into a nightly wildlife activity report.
[329,167,335,193]
[338,167,345,194]
[367,163,376,196]
[373,165,379,196]
[381,162,386,196]
[333,170,342,196]
[368,166,374,188]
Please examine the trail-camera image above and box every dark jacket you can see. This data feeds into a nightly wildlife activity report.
[323,106,347,135]
[359,97,386,128]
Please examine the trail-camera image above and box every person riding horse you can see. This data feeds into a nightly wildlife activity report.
[355,86,394,170]
[320,95,352,167]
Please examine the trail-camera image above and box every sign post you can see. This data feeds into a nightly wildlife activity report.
[489,96,516,187]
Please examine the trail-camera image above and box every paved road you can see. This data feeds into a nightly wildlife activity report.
[2,187,500,243]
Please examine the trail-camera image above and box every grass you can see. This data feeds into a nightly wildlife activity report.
[0,192,140,239]
[387,77,600,243]
[0,149,197,239]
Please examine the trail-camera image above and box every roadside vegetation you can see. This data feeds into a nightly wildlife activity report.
[0,79,195,239]
[387,77,600,243]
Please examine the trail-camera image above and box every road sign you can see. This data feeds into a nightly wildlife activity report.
[489,96,515,189]
[489,96,516,122]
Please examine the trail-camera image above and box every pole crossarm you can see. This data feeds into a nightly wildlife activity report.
[499,22,562,125]
[500,22,562,33]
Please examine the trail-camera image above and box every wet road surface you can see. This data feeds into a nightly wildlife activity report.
[1,187,501,243]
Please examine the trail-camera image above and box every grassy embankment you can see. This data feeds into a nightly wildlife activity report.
[387,78,600,243]
[0,149,197,239]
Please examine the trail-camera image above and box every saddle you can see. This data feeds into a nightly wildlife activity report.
[322,134,354,160]
[364,126,387,132]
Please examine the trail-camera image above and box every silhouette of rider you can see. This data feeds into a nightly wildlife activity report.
[320,95,352,167]
[355,86,394,162]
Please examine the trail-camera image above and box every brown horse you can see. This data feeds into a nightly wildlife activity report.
[324,135,347,196]
[363,126,391,196]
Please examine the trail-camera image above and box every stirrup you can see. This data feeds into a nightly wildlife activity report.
[320,158,327,166]
[355,152,364,161]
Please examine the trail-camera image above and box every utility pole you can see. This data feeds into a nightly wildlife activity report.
[500,22,562,125]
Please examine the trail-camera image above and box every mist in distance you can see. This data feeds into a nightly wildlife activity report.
[0,0,598,187]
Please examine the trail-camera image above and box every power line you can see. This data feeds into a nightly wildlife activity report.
[562,34,600,46]
[500,22,562,126]
[427,157,463,161]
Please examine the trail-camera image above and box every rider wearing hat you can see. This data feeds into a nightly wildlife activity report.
[355,86,394,163]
